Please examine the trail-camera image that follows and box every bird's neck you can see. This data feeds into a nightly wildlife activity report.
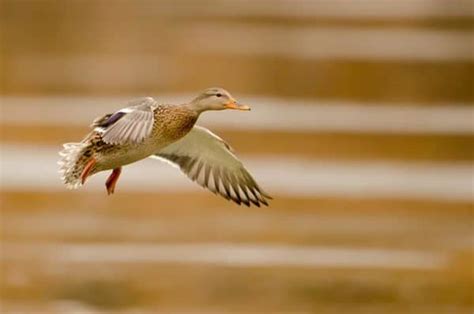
[183,101,206,115]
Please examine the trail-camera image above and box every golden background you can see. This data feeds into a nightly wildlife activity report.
[1,1,473,313]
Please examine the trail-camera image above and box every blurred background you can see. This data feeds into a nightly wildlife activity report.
[0,0,473,313]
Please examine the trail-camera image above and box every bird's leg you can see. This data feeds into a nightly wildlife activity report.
[80,158,96,185]
[105,167,122,195]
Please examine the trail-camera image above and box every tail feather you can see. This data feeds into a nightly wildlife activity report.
[58,142,88,189]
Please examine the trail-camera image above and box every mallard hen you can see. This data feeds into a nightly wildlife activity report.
[58,88,271,206]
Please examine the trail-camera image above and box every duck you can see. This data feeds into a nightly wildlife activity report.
[58,87,271,207]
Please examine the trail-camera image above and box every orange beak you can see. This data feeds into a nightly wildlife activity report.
[225,100,251,111]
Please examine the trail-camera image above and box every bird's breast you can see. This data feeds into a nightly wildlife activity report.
[154,109,198,143]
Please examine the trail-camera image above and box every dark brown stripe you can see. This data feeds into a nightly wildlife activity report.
[183,16,474,30]
[2,58,473,103]
[4,1,473,31]
[3,125,473,161]
[177,57,473,103]
[2,191,471,214]
[218,129,474,162]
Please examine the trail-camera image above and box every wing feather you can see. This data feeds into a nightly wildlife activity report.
[151,126,271,207]
[99,97,156,145]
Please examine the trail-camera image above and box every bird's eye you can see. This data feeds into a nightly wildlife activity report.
[216,93,222,97]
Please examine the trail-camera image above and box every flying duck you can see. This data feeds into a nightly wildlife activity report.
[58,88,271,206]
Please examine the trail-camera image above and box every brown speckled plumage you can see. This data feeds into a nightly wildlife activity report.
[68,104,198,180]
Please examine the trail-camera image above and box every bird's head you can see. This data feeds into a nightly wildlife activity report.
[190,87,250,113]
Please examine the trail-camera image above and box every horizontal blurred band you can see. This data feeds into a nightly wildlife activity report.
[2,125,472,162]
[4,0,472,20]
[2,145,472,201]
[164,0,474,19]
[3,190,471,248]
[1,242,448,270]
[2,96,473,134]
[181,24,474,61]
[3,59,472,102]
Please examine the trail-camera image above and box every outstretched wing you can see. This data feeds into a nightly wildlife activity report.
[95,97,157,145]
[151,126,271,207]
